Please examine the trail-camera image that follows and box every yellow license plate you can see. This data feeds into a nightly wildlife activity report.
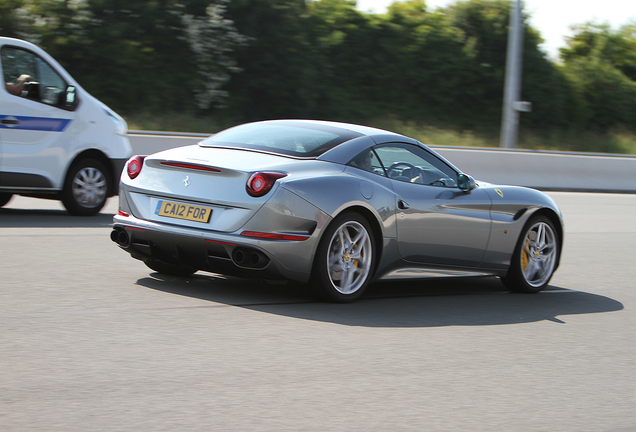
[155,200,212,223]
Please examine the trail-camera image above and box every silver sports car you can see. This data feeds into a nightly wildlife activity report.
[112,120,563,302]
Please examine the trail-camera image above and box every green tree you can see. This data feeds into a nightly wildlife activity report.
[77,0,207,113]
[561,22,636,81]
[560,22,636,131]
[305,0,385,121]
[0,0,34,38]
[383,0,474,124]
[442,0,571,131]
[22,0,242,115]
[222,0,324,121]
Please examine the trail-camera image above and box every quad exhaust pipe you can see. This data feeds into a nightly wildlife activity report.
[111,228,130,247]
[111,228,268,269]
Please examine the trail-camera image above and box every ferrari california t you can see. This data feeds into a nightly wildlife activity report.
[112,120,563,302]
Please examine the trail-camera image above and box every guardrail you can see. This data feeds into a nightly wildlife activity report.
[128,131,636,194]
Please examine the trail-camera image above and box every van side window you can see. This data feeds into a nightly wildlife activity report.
[2,46,77,110]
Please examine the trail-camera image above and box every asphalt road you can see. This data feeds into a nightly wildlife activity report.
[1,192,634,432]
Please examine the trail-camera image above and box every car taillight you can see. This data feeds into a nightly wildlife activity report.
[246,172,287,197]
[127,155,145,179]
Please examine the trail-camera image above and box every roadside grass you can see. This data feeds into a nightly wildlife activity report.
[518,128,636,154]
[124,112,636,155]
[125,111,232,134]
[374,118,636,154]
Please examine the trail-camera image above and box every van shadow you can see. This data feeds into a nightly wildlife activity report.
[0,207,114,228]
[135,273,624,328]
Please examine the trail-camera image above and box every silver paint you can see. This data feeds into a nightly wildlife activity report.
[114,120,563,286]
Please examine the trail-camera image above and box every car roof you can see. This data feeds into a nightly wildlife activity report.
[200,119,410,159]
[274,119,402,137]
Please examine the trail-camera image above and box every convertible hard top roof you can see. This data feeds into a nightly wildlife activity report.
[199,120,403,158]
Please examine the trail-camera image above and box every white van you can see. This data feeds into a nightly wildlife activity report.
[0,37,132,215]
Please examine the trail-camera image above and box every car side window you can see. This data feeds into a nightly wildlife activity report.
[2,46,77,110]
[374,143,458,187]
[347,148,387,177]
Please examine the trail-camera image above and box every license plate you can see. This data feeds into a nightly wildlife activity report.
[155,200,212,223]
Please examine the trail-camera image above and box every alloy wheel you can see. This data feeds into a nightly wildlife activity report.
[326,220,373,295]
[521,221,558,288]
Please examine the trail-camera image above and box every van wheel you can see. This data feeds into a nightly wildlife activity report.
[61,158,110,216]
[0,193,13,208]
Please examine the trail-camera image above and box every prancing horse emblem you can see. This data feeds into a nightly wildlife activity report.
[183,176,190,188]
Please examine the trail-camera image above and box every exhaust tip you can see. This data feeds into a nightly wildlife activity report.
[233,249,246,265]
[232,247,269,269]
[111,228,130,247]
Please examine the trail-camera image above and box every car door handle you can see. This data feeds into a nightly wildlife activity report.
[1,118,19,125]
[398,199,410,210]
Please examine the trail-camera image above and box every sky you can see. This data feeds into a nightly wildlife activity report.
[355,0,636,59]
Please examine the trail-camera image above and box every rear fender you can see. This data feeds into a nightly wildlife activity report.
[281,167,397,238]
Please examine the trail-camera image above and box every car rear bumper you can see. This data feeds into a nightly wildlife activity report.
[112,214,318,283]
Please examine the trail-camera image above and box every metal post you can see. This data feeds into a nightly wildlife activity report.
[500,0,524,149]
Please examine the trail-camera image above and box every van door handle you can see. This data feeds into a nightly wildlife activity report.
[1,118,19,125]
[398,199,410,210]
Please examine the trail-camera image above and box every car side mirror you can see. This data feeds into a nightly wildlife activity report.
[457,173,476,192]
[64,86,77,109]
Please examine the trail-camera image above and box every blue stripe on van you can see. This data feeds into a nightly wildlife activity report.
[0,115,71,132]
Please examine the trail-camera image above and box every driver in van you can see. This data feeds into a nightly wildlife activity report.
[5,73,32,96]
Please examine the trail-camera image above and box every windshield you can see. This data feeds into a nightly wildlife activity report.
[200,121,362,157]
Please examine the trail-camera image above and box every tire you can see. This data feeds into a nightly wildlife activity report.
[502,215,560,293]
[311,212,376,303]
[61,158,110,216]
[144,259,197,277]
[0,193,13,208]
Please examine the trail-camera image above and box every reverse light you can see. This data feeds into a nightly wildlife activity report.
[241,231,309,241]
[246,172,287,197]
[127,155,145,179]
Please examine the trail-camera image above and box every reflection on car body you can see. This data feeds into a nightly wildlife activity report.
[112,120,563,302]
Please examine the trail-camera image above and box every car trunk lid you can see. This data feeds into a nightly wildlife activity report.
[125,146,297,232]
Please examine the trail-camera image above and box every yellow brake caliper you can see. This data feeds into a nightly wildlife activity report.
[522,238,530,270]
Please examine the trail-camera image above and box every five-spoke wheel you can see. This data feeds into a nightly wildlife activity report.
[312,212,375,302]
[503,215,560,293]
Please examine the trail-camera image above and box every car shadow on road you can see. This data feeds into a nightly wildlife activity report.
[135,273,624,328]
[0,208,114,228]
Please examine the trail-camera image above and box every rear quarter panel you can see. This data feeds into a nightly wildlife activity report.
[281,164,399,238]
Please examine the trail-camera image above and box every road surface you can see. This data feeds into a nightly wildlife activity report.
[1,192,634,431]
